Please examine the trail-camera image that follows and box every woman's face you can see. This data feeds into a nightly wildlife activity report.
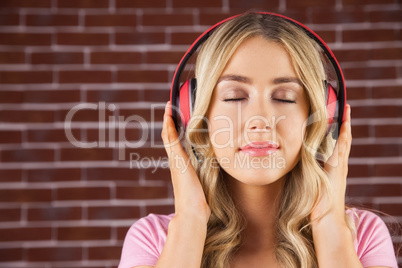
[207,36,310,186]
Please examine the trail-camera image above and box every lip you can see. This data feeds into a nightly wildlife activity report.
[240,141,279,156]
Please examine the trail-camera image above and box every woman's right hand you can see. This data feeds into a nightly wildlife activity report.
[161,101,211,225]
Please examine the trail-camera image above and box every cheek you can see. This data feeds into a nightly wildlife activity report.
[208,110,239,149]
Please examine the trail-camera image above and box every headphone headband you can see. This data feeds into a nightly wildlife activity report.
[170,12,346,137]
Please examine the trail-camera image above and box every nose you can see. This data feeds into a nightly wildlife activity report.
[247,116,271,132]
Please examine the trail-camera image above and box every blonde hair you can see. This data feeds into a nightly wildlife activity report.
[185,13,355,268]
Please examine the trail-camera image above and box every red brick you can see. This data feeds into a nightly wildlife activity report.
[0,130,22,143]
[288,0,335,8]
[85,14,136,27]
[57,226,111,240]
[0,0,51,8]
[228,0,278,9]
[116,0,166,8]
[143,14,193,26]
[28,128,79,143]
[117,226,130,240]
[25,89,81,103]
[172,0,222,7]
[145,205,174,215]
[333,49,368,62]
[115,32,165,45]
[348,164,371,178]
[343,0,394,5]
[0,169,22,182]
[0,110,55,123]
[88,205,141,220]
[59,70,111,83]
[103,126,159,146]
[57,0,109,8]
[171,31,204,45]
[143,89,170,102]
[351,124,370,138]
[343,66,397,80]
[0,90,23,103]
[59,106,114,122]
[27,168,81,182]
[370,47,402,60]
[0,248,22,262]
[28,206,81,221]
[378,203,402,216]
[146,51,184,64]
[86,167,140,181]
[26,14,78,26]
[374,164,402,177]
[86,89,139,102]
[0,71,52,84]
[31,52,83,64]
[312,9,366,24]
[56,186,110,201]
[343,29,395,43]
[117,70,169,83]
[57,33,109,46]
[27,246,82,261]
[1,149,54,162]
[198,12,239,26]
[372,85,402,99]
[0,189,52,203]
[0,13,20,26]
[0,33,51,46]
[275,11,309,24]
[346,87,367,100]
[348,184,401,197]
[90,52,141,64]
[118,107,164,121]
[0,208,21,221]
[144,167,170,181]
[369,10,402,23]
[88,246,122,260]
[375,125,402,138]
[350,144,400,158]
[0,51,25,64]
[116,185,168,199]
[314,30,336,43]
[352,105,400,119]
[60,148,114,161]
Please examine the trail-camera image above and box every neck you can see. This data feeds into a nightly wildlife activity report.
[224,172,287,250]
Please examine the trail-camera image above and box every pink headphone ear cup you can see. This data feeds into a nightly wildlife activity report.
[178,78,197,128]
[326,83,337,126]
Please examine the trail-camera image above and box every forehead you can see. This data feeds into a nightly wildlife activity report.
[220,36,299,83]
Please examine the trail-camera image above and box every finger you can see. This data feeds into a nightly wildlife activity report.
[326,104,352,168]
[161,102,191,169]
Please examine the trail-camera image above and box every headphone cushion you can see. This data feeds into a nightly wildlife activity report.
[326,83,337,125]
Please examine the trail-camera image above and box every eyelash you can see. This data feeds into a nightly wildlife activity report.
[223,98,296,104]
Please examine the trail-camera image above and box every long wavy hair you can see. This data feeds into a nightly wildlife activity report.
[184,13,356,268]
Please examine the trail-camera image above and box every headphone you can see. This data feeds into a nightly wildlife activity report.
[170,12,346,139]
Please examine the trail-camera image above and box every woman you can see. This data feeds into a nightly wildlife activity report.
[119,12,398,268]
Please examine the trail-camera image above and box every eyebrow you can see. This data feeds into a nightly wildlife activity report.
[217,75,252,84]
[273,77,303,86]
[217,74,303,87]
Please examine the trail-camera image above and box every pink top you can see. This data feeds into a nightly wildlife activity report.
[118,208,398,268]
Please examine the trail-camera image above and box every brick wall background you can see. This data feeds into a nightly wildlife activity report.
[0,0,400,267]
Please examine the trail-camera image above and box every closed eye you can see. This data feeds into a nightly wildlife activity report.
[273,98,296,104]
[223,98,247,102]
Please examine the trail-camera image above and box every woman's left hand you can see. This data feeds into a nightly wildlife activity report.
[311,103,352,223]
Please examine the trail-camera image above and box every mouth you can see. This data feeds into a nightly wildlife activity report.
[239,141,279,156]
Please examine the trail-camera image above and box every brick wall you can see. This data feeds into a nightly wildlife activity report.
[0,0,400,267]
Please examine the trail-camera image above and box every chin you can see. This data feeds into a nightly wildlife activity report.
[223,168,288,187]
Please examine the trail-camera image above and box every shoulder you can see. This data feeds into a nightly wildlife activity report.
[132,213,175,232]
[346,207,398,268]
[118,213,174,268]
[126,213,174,247]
